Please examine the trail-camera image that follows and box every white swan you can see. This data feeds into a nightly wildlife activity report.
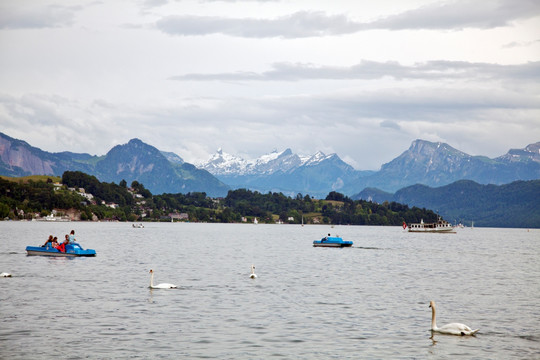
[149,269,177,289]
[249,264,257,279]
[430,300,479,336]
[1,272,12,277]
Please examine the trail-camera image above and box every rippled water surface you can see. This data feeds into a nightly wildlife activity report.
[1,222,539,359]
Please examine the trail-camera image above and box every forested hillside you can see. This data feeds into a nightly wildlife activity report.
[0,171,438,226]
[392,180,540,228]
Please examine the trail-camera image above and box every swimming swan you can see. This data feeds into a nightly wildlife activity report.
[1,272,12,277]
[249,264,257,279]
[149,269,177,289]
[429,301,479,336]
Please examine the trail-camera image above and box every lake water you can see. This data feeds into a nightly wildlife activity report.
[1,222,539,359]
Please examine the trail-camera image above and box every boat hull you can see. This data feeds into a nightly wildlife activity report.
[26,244,96,257]
[408,228,455,233]
[313,242,353,247]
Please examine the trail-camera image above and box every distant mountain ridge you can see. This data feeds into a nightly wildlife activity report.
[496,142,540,163]
[344,139,540,193]
[0,133,229,197]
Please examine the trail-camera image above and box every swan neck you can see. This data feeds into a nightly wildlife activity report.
[431,304,437,330]
[150,272,154,287]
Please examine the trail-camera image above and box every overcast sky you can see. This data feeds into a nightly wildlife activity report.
[1,0,539,170]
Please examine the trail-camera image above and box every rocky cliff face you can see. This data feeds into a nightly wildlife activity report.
[0,134,56,176]
[0,133,96,177]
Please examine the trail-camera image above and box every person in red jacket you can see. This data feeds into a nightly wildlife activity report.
[55,236,69,253]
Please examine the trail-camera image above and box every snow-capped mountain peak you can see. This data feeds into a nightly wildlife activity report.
[199,148,351,176]
[302,151,328,166]
[200,148,249,175]
[256,148,290,166]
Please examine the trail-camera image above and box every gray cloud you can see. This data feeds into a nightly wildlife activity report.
[155,0,540,38]
[144,0,277,6]
[141,0,169,9]
[156,11,358,38]
[0,4,81,29]
[502,39,540,48]
[380,120,401,130]
[170,60,540,82]
[368,0,540,30]
[265,88,540,122]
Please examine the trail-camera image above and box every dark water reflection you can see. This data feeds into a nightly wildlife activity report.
[1,222,539,359]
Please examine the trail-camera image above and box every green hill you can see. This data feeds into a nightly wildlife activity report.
[392,180,540,228]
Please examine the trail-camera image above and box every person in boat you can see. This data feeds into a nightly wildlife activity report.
[322,233,331,242]
[51,237,59,248]
[42,235,54,247]
[68,230,76,244]
[55,237,69,253]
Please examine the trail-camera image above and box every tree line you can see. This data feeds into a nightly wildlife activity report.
[0,171,439,225]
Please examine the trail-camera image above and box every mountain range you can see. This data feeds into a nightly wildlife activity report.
[199,140,540,196]
[0,131,539,199]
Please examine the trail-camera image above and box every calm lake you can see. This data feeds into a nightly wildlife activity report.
[1,222,539,359]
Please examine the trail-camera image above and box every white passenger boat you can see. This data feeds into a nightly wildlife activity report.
[407,218,455,233]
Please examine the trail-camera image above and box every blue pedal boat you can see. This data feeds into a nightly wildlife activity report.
[26,243,96,257]
[313,236,353,248]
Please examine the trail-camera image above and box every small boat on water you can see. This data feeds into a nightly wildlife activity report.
[313,236,353,248]
[26,243,96,257]
[407,218,455,233]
